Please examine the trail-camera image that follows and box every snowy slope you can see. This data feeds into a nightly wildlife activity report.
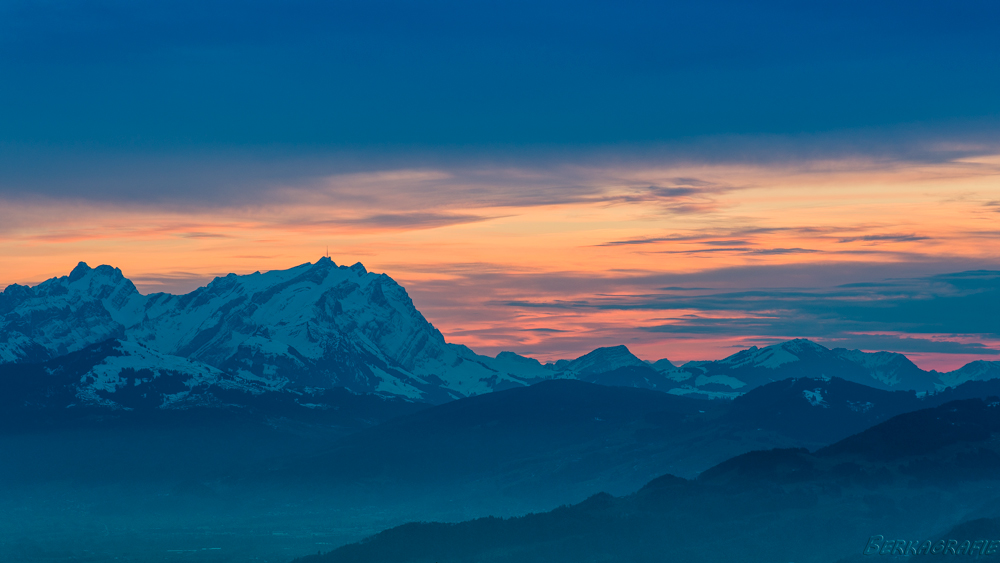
[71,339,272,409]
[937,360,1000,388]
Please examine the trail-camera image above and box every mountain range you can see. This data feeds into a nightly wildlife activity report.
[2,259,999,414]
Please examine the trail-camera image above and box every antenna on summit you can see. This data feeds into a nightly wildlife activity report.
[326,245,329,258]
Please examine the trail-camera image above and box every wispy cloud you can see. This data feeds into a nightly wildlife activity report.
[654,247,820,256]
[816,334,1000,356]
[837,233,930,243]
[596,227,834,247]
[309,212,495,231]
[177,232,232,239]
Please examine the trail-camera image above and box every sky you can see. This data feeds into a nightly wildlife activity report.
[1,0,999,369]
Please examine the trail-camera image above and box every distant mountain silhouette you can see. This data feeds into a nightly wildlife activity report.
[295,398,1000,563]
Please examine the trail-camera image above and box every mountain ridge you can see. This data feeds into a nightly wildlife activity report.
[2,260,998,411]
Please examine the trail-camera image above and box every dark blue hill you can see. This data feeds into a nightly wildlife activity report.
[296,397,1000,563]
[287,379,717,485]
[723,376,924,443]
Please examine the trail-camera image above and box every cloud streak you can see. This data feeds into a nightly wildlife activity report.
[653,247,820,256]
[837,233,930,243]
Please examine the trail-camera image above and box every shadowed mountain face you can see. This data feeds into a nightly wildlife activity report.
[294,398,1000,563]
[720,376,926,443]
[2,262,999,414]
[0,338,432,432]
[280,380,722,503]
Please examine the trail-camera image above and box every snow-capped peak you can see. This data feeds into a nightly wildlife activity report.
[718,339,829,369]
[555,345,645,376]
[0,262,145,362]
[938,360,1000,388]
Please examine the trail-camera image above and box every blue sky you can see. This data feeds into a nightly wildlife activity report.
[2,0,998,150]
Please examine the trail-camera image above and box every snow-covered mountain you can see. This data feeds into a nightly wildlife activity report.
[0,259,549,405]
[667,339,946,397]
[1,260,998,411]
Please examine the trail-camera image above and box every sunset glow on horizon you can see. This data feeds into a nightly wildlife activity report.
[3,150,999,370]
